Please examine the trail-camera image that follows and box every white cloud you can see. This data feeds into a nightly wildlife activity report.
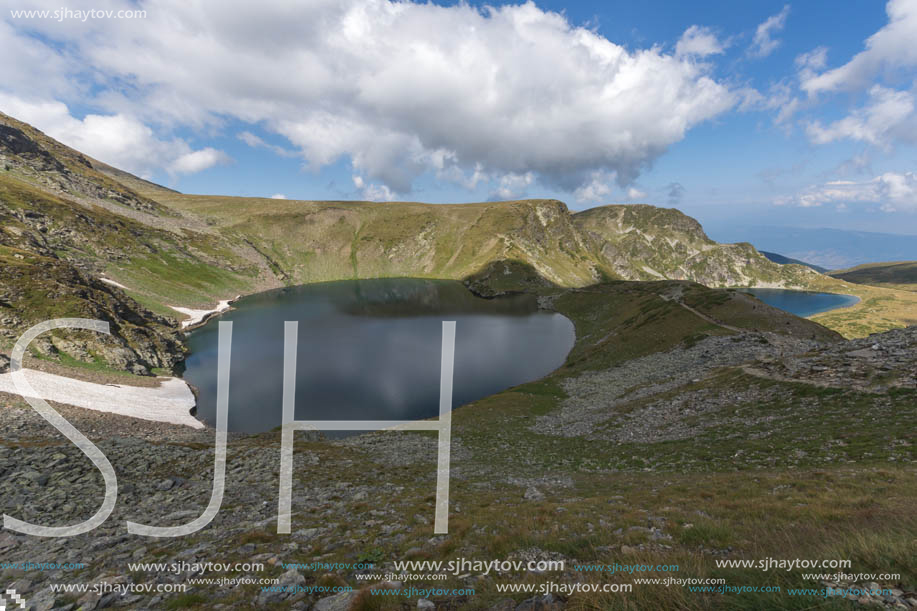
[676,25,725,57]
[802,0,917,94]
[1,0,735,196]
[738,81,804,126]
[352,175,394,202]
[238,130,297,157]
[270,193,287,199]
[805,85,916,147]
[627,187,647,200]
[0,93,228,178]
[748,5,790,58]
[168,148,231,175]
[777,172,917,211]
[572,172,647,202]
[795,47,828,82]
[492,172,535,200]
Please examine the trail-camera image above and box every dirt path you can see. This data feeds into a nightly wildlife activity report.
[659,292,744,332]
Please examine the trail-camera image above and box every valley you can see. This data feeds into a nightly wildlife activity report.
[0,112,915,610]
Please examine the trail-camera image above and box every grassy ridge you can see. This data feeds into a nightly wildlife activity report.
[830,261,917,292]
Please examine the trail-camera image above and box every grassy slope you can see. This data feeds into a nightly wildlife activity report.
[0,174,258,311]
[3,111,910,338]
[126,189,917,339]
[803,273,917,338]
[0,111,171,217]
[830,261,917,292]
[194,281,911,610]
[2,114,915,608]
[390,283,911,609]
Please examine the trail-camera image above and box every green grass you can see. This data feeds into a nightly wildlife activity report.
[831,261,917,292]
[163,593,209,610]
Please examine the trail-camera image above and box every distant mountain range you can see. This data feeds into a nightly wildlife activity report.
[760,251,829,273]
[710,226,917,270]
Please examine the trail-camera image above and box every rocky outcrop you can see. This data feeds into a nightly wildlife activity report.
[573,204,818,288]
[0,252,185,375]
[0,113,164,214]
[746,325,917,392]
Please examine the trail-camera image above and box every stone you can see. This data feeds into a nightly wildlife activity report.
[515,594,563,611]
[418,598,436,609]
[524,486,545,501]
[314,591,358,611]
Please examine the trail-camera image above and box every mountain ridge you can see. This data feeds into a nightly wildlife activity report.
[1,110,904,373]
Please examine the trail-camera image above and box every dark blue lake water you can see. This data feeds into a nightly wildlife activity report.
[740,289,859,317]
[182,279,575,433]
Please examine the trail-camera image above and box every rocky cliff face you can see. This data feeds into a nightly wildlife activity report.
[573,204,817,287]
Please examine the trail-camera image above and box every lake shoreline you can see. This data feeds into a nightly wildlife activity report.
[181,278,576,434]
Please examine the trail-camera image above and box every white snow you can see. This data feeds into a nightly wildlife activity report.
[100,277,129,290]
[169,299,234,329]
[0,370,204,429]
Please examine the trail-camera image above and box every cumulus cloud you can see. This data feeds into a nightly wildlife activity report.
[748,5,790,58]
[676,25,725,57]
[169,148,231,175]
[802,0,917,94]
[573,172,613,203]
[492,172,535,201]
[0,93,229,178]
[777,172,917,211]
[270,193,287,199]
[1,0,735,196]
[627,187,647,200]
[806,85,917,147]
[353,175,394,202]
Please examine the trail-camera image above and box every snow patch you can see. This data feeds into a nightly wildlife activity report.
[170,299,235,329]
[0,370,203,428]
[100,277,129,290]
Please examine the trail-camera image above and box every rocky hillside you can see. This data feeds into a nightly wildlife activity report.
[573,205,817,286]
[1,283,912,610]
[0,110,830,373]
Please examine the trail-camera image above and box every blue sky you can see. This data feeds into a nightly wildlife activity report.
[1,0,916,237]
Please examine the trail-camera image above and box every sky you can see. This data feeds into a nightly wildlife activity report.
[1,0,916,237]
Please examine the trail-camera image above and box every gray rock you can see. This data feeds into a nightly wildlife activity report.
[524,486,545,501]
[31,336,58,357]
[0,353,9,373]
[51,337,94,363]
[314,591,358,611]
[515,594,563,611]
[418,598,436,609]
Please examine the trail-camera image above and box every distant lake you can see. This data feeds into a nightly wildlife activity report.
[182,279,575,434]
[740,289,859,317]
